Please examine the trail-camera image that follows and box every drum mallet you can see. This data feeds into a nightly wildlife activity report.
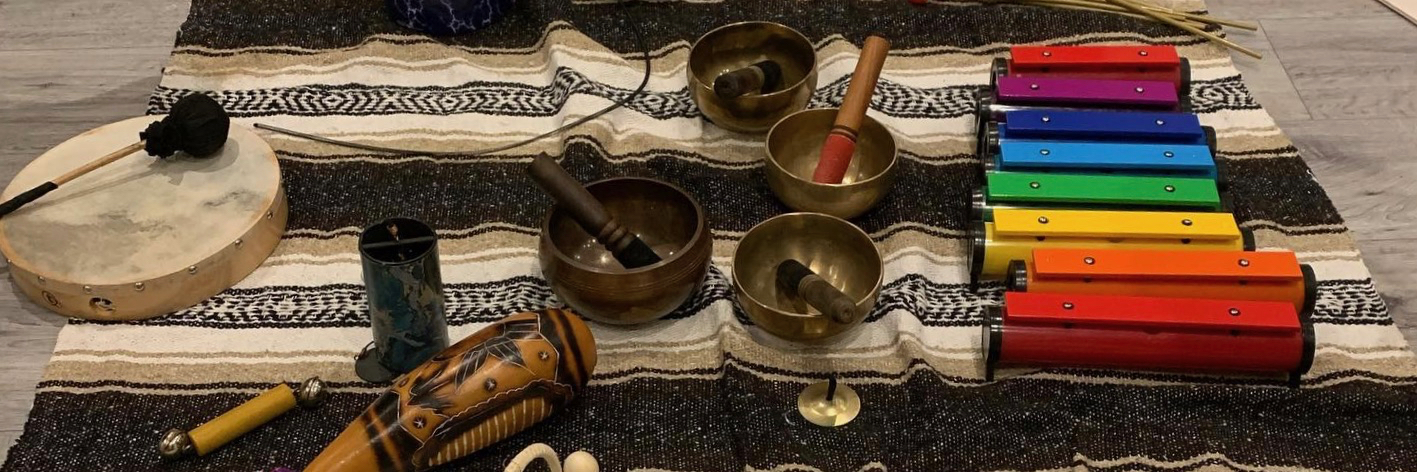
[812,35,890,184]
[0,93,229,217]
[776,259,857,324]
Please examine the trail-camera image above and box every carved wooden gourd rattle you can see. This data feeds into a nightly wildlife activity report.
[302,308,597,471]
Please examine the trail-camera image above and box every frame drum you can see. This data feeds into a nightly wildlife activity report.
[0,117,286,320]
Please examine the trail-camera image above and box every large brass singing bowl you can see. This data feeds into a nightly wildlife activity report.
[539,177,712,325]
[732,213,883,342]
[688,21,818,133]
[765,108,899,220]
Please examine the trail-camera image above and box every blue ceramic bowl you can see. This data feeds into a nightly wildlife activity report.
[387,0,516,36]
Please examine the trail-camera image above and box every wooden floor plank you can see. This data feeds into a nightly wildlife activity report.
[1262,16,1417,119]
[1205,0,1393,19]
[0,0,189,51]
[1279,118,1417,241]
[1217,25,1311,121]
[0,48,167,166]
[0,326,62,426]
[0,48,173,104]
[0,431,20,465]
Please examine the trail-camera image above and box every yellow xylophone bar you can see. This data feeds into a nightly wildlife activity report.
[969,208,1254,283]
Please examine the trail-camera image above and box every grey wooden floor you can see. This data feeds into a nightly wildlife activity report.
[0,0,1413,462]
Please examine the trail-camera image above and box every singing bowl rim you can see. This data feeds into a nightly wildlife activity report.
[688,21,817,101]
[540,176,708,275]
[764,108,900,189]
[730,212,885,321]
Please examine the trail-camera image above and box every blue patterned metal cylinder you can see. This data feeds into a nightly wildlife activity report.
[386,0,516,36]
[357,218,450,381]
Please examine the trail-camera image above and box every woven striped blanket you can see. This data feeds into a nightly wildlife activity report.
[5,0,1416,470]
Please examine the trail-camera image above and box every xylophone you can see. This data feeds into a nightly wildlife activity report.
[975,45,1312,386]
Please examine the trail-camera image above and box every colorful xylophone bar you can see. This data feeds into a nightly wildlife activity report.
[988,45,1191,93]
[972,172,1228,221]
[984,291,1314,386]
[976,45,1312,386]
[968,208,1254,282]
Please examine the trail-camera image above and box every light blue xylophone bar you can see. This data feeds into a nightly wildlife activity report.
[997,139,1218,179]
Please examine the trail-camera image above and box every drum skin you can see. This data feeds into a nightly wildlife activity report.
[0,117,285,320]
[304,309,597,472]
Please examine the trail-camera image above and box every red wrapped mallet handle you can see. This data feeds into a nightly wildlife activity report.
[812,35,890,184]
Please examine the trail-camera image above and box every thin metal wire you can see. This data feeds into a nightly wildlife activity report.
[253,2,652,157]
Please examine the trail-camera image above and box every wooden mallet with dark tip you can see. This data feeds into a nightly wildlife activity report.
[526,155,663,269]
[0,93,230,217]
[812,35,890,184]
[713,60,785,100]
[776,259,857,324]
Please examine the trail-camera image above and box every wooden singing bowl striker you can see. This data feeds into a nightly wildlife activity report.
[732,212,882,342]
[688,21,818,133]
[538,177,712,325]
[765,108,898,220]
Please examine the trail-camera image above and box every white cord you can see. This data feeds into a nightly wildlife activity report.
[505,443,561,472]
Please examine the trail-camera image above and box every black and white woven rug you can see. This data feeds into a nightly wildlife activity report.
[4,0,1415,470]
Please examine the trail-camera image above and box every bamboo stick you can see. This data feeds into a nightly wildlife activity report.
[1030,0,1259,30]
[1145,4,1258,30]
[1032,0,1252,30]
[1010,0,1209,29]
[1107,0,1263,59]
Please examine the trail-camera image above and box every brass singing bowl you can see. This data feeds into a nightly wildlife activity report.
[539,177,712,325]
[688,21,818,133]
[732,213,883,342]
[765,108,899,220]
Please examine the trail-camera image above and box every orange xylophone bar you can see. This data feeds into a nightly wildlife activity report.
[1006,248,1316,317]
[983,291,1314,387]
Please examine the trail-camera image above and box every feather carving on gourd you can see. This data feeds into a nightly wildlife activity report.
[407,318,540,413]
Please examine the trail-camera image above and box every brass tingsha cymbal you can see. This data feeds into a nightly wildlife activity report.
[796,378,861,427]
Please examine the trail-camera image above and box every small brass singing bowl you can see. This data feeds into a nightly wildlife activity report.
[688,21,818,133]
[765,108,899,220]
[539,177,712,325]
[732,213,883,342]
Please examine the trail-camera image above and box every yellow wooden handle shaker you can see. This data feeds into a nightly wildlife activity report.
[159,377,326,459]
